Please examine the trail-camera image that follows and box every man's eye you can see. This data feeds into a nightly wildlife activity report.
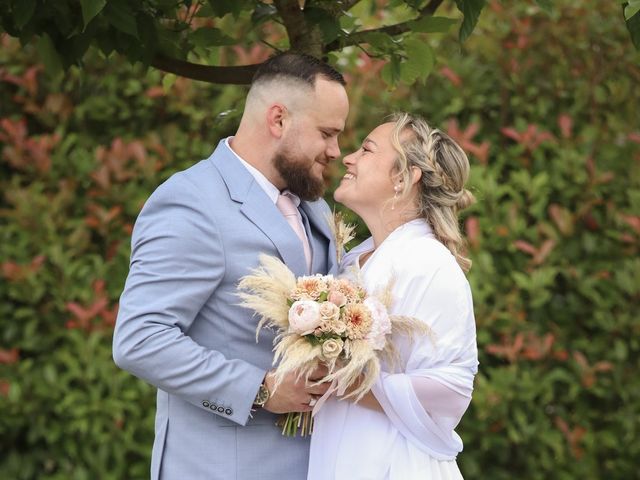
[321,131,330,139]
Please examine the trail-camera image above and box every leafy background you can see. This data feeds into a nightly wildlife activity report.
[1,1,639,479]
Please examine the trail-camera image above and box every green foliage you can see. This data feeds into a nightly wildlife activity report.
[0,0,637,86]
[1,0,639,478]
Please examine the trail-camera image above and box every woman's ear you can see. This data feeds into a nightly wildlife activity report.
[410,165,422,186]
[266,103,287,138]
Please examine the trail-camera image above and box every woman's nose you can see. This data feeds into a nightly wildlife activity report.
[342,152,355,166]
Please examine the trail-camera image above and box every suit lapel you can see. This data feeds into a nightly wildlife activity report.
[241,184,307,275]
[210,140,308,276]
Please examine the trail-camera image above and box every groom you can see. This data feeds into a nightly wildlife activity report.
[113,53,349,479]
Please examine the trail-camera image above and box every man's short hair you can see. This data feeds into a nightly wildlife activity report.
[252,52,346,87]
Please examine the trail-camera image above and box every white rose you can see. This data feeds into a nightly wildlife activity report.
[364,297,392,350]
[288,300,322,335]
[321,338,344,360]
[319,301,340,322]
[331,320,347,335]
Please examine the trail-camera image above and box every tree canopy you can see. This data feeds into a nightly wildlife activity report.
[1,0,639,86]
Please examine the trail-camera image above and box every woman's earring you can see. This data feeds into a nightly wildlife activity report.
[391,184,401,210]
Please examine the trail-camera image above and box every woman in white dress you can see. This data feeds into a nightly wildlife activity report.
[308,113,478,479]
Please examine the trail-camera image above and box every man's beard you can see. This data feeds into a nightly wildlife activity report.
[273,151,326,201]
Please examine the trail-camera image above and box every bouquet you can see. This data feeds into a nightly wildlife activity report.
[238,254,428,436]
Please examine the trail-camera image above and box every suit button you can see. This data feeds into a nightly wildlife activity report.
[225,408,233,416]
[216,406,225,413]
[209,403,218,411]
[202,401,210,408]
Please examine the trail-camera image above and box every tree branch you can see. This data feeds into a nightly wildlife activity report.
[325,0,445,52]
[423,0,446,16]
[274,0,324,57]
[151,55,261,84]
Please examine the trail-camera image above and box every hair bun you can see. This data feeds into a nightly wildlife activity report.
[456,189,476,210]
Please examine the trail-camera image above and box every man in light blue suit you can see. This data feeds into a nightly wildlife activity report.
[113,53,349,479]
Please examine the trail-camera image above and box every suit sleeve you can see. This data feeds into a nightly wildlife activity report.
[112,174,265,426]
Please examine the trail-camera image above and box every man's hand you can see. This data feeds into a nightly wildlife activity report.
[263,364,330,414]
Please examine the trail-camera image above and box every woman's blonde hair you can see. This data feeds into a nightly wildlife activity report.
[390,112,475,272]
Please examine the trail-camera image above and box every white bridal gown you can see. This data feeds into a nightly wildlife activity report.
[308,220,478,480]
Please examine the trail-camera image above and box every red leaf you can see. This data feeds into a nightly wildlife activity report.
[558,114,573,138]
[145,86,165,98]
[495,225,509,237]
[582,213,599,231]
[465,216,480,249]
[621,215,640,234]
[513,240,537,256]
[446,119,491,164]
[533,239,556,265]
[549,204,574,236]
[439,66,462,87]
[0,348,19,364]
[501,127,521,142]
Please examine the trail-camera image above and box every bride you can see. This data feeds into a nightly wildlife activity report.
[308,113,478,479]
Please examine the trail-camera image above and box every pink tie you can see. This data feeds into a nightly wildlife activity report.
[276,193,312,272]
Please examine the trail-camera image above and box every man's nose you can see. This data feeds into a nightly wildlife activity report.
[326,137,341,159]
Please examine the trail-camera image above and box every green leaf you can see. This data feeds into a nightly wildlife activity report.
[306,7,342,43]
[455,0,486,43]
[13,0,36,28]
[251,2,277,25]
[625,4,640,49]
[162,73,176,93]
[36,33,63,77]
[409,16,458,34]
[362,32,397,53]
[81,0,107,29]
[137,13,157,49]
[104,0,138,38]
[401,37,435,84]
[157,28,182,58]
[207,0,243,18]
[534,0,553,13]
[381,55,401,87]
[190,27,236,48]
[625,2,640,20]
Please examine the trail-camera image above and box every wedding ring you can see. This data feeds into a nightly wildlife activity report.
[308,397,318,407]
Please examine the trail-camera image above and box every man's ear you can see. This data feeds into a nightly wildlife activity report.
[410,165,422,186]
[266,104,288,139]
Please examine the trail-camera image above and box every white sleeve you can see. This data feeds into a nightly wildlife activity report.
[370,262,478,458]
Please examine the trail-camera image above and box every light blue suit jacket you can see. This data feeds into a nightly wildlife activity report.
[113,140,338,479]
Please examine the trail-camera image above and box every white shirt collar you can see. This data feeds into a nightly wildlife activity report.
[225,137,301,206]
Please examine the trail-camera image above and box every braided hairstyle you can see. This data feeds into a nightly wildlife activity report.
[389,112,475,272]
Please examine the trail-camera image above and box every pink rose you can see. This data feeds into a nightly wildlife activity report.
[288,300,322,335]
[327,289,347,307]
[364,297,392,350]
